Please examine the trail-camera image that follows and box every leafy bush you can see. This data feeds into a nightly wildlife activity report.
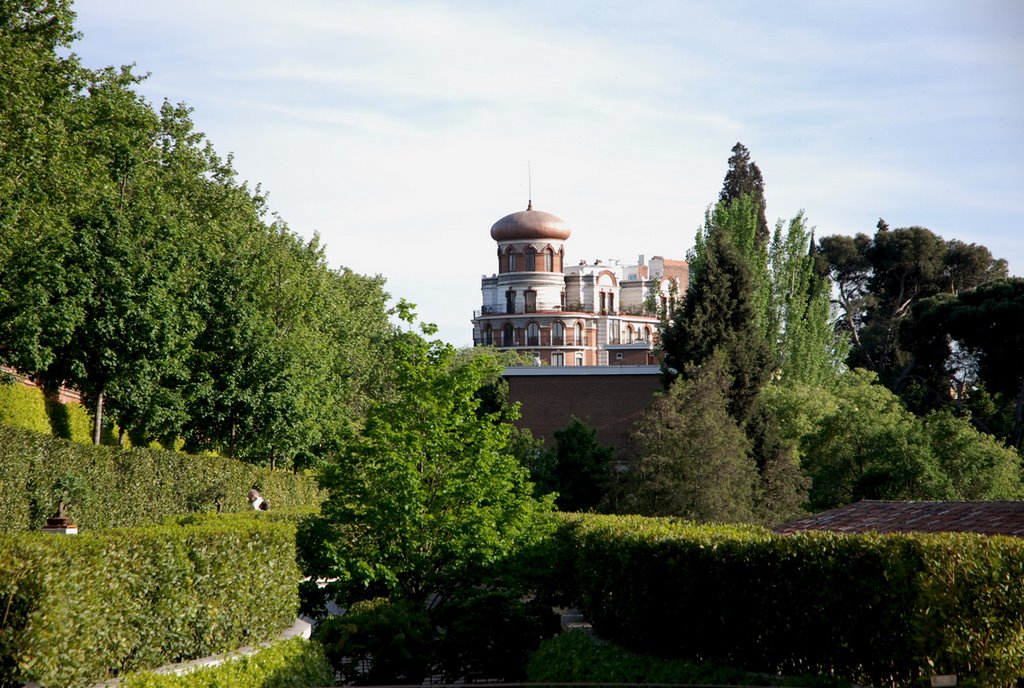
[527,630,843,686]
[0,516,300,687]
[116,638,333,688]
[313,597,432,685]
[0,425,324,532]
[560,514,1024,687]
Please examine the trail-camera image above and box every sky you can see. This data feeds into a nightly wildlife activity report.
[68,0,1024,347]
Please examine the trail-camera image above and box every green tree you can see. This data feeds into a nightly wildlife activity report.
[768,213,846,385]
[719,142,769,246]
[800,370,951,510]
[817,224,1007,393]
[297,306,553,604]
[545,417,613,512]
[622,352,756,522]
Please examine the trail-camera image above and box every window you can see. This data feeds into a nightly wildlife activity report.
[525,248,536,271]
[552,322,565,345]
[508,251,517,271]
[505,290,516,314]
[608,293,615,313]
[524,290,537,313]
[626,325,634,344]
[527,322,540,346]
[502,323,514,347]
[551,352,564,366]
[575,353,584,366]
[644,326,652,342]
[483,325,493,345]
[615,352,624,360]
[574,322,584,345]
[544,248,554,272]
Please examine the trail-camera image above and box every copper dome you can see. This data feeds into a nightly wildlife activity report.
[490,203,571,242]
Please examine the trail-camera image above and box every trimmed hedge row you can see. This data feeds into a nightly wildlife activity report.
[117,637,334,688]
[0,515,301,688]
[0,378,109,444]
[562,514,1024,687]
[0,425,324,532]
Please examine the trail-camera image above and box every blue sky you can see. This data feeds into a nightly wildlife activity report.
[69,0,1023,346]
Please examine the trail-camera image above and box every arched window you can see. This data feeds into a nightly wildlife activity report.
[552,322,565,345]
[527,322,540,346]
[506,248,517,272]
[525,248,536,272]
[502,323,514,347]
[574,322,584,346]
[643,326,652,342]
[544,248,554,272]
[483,324,493,345]
[626,325,635,344]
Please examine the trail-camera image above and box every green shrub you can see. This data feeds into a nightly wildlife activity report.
[0,517,300,687]
[560,513,1024,687]
[0,381,50,435]
[526,630,843,686]
[116,638,334,688]
[0,425,324,532]
[313,597,432,685]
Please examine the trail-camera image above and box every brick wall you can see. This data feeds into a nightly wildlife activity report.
[504,367,662,455]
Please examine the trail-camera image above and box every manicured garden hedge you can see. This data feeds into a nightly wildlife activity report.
[0,425,324,532]
[116,637,334,688]
[562,514,1024,687]
[0,515,301,688]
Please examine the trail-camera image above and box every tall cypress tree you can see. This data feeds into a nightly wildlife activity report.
[719,142,769,246]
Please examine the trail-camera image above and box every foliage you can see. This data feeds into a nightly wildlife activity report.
[902,278,1024,450]
[719,142,770,246]
[526,630,843,687]
[116,638,334,688]
[1,1,395,462]
[768,213,847,385]
[297,312,553,605]
[817,224,1007,398]
[622,352,757,523]
[0,379,50,435]
[767,370,1022,510]
[0,424,324,532]
[558,512,1024,687]
[313,597,432,685]
[541,416,613,512]
[431,586,560,682]
[0,516,300,687]
[665,210,774,424]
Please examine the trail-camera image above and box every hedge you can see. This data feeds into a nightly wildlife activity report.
[526,629,842,687]
[116,637,334,688]
[0,425,324,532]
[0,381,51,436]
[563,514,1024,687]
[0,378,113,444]
[0,515,301,688]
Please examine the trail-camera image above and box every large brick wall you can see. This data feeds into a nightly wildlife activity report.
[504,366,662,455]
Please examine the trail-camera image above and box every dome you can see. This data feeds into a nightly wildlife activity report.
[490,203,571,242]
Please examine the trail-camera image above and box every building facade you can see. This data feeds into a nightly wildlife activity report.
[471,203,688,366]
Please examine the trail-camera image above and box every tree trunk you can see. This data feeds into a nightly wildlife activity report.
[93,389,105,446]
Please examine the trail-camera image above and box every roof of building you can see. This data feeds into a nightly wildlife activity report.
[490,202,571,242]
[773,500,1024,538]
